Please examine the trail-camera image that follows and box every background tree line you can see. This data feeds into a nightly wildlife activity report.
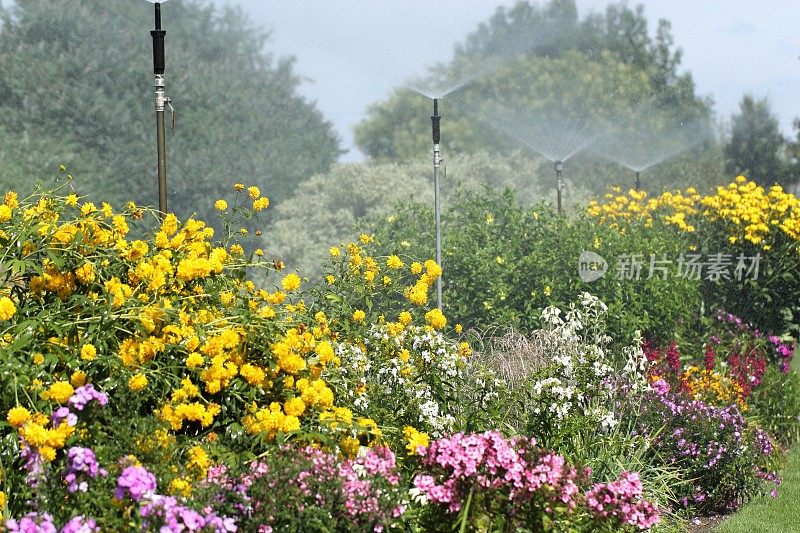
[0,0,340,227]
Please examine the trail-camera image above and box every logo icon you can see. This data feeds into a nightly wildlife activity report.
[578,251,607,283]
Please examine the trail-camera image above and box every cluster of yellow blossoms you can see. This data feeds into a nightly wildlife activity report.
[587,176,800,250]
[403,425,430,455]
[6,406,74,462]
[681,366,748,411]
[328,240,443,308]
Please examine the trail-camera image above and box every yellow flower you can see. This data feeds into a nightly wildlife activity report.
[71,371,87,388]
[425,308,447,330]
[410,262,423,275]
[5,191,19,209]
[398,311,412,325]
[80,202,97,216]
[33,353,44,365]
[168,477,192,497]
[543,285,552,297]
[214,199,227,211]
[41,381,74,404]
[234,183,244,191]
[7,406,31,427]
[329,246,341,257]
[65,193,79,207]
[0,296,16,320]
[282,273,302,291]
[359,233,373,244]
[386,255,404,269]
[75,262,96,284]
[128,373,148,392]
[252,197,269,211]
[340,436,361,458]
[352,309,366,322]
[403,425,430,455]
[0,205,13,223]
[284,397,306,417]
[80,344,97,361]
[248,186,261,200]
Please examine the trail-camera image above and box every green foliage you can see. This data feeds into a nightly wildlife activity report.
[0,0,340,224]
[266,152,555,281]
[724,95,788,187]
[364,187,703,345]
[748,366,800,446]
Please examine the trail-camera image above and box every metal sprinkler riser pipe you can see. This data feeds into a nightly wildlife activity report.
[150,1,169,218]
[555,159,564,214]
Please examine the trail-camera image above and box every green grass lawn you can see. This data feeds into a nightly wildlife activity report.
[715,445,800,532]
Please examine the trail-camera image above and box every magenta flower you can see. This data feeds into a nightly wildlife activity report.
[115,466,157,501]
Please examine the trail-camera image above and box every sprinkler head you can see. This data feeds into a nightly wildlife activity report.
[431,99,441,145]
[554,160,564,173]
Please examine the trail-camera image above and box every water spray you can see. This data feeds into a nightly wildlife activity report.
[145,0,175,220]
[431,98,443,311]
[554,159,564,214]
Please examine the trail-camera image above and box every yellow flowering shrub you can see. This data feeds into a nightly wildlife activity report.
[588,176,800,333]
[588,177,800,250]
[0,179,490,525]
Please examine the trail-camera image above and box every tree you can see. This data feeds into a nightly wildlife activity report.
[0,0,340,224]
[265,151,556,280]
[724,95,786,187]
[781,118,800,189]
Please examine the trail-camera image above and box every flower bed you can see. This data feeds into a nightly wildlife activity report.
[0,178,797,531]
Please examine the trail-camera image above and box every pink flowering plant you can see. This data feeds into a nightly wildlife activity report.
[408,431,659,532]
[197,444,406,532]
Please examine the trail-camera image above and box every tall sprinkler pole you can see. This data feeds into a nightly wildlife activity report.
[635,171,641,191]
[150,2,171,219]
[431,98,443,311]
[555,159,564,214]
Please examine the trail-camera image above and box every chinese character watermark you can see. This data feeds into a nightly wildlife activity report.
[578,251,761,283]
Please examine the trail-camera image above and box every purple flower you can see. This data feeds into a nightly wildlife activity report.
[51,407,77,428]
[139,494,238,532]
[650,379,669,396]
[5,512,57,533]
[59,516,100,533]
[68,385,108,411]
[115,466,157,501]
[63,447,107,493]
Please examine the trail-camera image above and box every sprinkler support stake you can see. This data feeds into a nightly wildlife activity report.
[555,159,564,214]
[431,98,442,310]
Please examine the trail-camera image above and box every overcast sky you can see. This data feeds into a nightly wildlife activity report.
[212,0,800,162]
